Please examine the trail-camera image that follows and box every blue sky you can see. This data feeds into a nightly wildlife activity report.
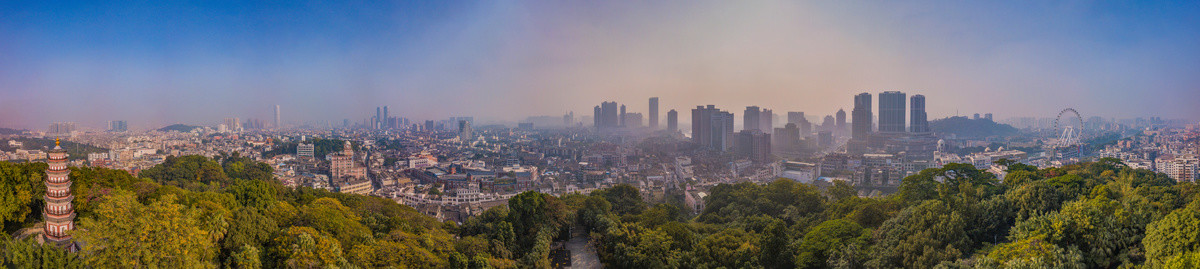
[2,1,1198,130]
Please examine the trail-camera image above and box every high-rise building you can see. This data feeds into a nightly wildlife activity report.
[564,112,574,126]
[594,106,602,128]
[818,131,833,149]
[619,104,627,127]
[711,111,735,152]
[274,105,281,128]
[774,123,801,149]
[760,109,774,133]
[836,109,847,133]
[459,120,473,140]
[744,106,761,131]
[223,118,241,132]
[985,113,993,121]
[43,139,75,245]
[788,112,811,137]
[48,122,76,136]
[852,93,873,140]
[822,115,835,132]
[108,120,127,132]
[383,106,389,128]
[878,91,906,133]
[376,107,382,129]
[667,109,678,132]
[910,95,929,133]
[692,105,718,145]
[424,120,435,131]
[601,102,619,128]
[649,97,659,129]
[737,130,772,163]
[624,113,644,127]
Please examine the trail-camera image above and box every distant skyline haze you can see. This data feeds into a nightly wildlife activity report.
[2,1,1198,130]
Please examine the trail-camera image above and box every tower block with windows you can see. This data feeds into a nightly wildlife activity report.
[43,139,75,244]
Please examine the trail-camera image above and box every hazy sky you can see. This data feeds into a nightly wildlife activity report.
[2,1,1198,130]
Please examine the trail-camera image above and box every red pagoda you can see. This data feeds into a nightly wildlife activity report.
[43,138,75,244]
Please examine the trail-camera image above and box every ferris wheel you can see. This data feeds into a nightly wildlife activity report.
[1051,108,1084,158]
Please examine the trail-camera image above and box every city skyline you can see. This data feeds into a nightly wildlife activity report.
[3,1,1199,129]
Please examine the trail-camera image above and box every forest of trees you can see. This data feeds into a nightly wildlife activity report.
[3,155,1200,268]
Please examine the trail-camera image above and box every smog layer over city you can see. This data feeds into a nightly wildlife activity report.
[1,1,1199,268]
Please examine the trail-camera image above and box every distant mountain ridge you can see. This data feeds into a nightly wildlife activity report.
[930,116,1018,138]
[158,124,202,132]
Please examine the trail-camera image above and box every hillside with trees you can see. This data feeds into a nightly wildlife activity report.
[2,156,1199,268]
[931,116,1019,138]
[157,124,202,133]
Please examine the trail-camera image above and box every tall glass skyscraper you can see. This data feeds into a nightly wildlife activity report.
[851,93,872,140]
[878,91,907,133]
[910,94,929,133]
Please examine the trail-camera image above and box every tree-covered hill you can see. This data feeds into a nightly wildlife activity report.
[157,124,202,133]
[930,116,1019,138]
[3,156,1199,268]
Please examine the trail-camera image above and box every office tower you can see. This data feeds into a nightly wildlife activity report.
[619,104,627,127]
[624,113,644,127]
[878,91,906,133]
[649,97,659,129]
[852,93,873,140]
[775,123,801,149]
[712,111,735,151]
[910,95,929,133]
[108,120,127,132]
[788,112,812,137]
[383,106,389,128]
[376,107,382,129]
[594,106,602,128]
[48,122,76,136]
[601,102,619,128]
[974,113,981,120]
[564,112,574,126]
[788,112,804,125]
[822,116,835,132]
[985,113,993,121]
[274,105,281,128]
[459,120,473,140]
[760,109,774,132]
[667,109,678,132]
[836,109,846,133]
[818,131,833,149]
[737,130,772,163]
[424,120,435,131]
[224,118,241,132]
[691,105,718,145]
[744,106,761,131]
[43,139,75,244]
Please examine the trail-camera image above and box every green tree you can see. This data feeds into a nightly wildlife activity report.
[795,219,864,269]
[1144,207,1200,265]
[221,207,279,258]
[266,226,350,268]
[76,192,217,267]
[2,237,84,268]
[0,162,40,229]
